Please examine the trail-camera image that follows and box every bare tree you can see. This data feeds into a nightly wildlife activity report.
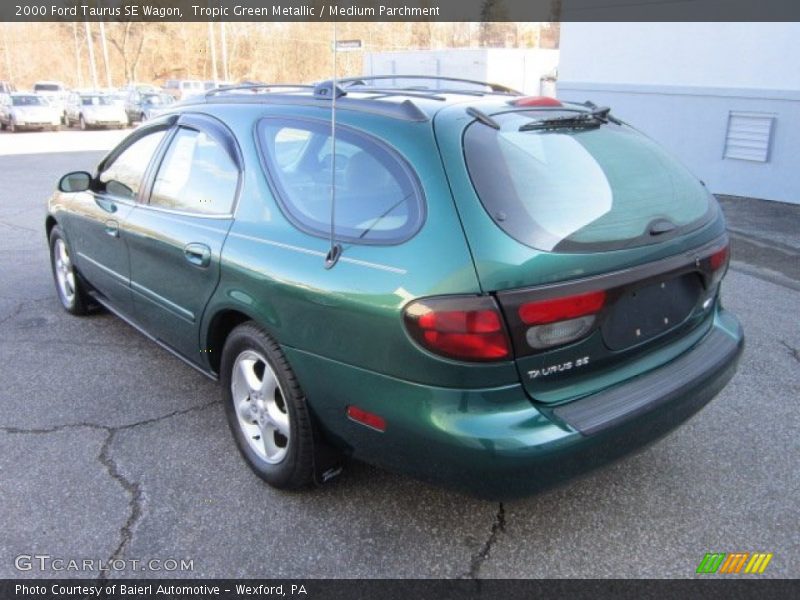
[106,22,148,84]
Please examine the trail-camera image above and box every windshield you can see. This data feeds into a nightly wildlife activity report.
[463,110,713,252]
[12,95,47,106]
[34,84,61,92]
[142,94,166,105]
[81,96,114,106]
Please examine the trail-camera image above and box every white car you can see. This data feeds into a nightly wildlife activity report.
[33,81,69,123]
[0,93,61,132]
[65,93,128,130]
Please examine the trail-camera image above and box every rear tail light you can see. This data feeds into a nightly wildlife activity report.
[705,242,730,291]
[403,296,512,362]
[517,290,607,350]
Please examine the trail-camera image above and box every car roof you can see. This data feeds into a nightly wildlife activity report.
[173,76,590,123]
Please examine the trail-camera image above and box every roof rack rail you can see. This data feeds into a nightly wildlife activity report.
[332,75,523,95]
[205,83,315,97]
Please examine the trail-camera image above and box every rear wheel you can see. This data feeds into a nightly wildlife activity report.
[49,226,90,315]
[221,322,315,489]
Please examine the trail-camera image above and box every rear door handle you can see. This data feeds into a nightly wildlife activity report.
[104,220,119,238]
[183,242,212,268]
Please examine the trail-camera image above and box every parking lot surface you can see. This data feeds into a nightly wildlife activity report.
[1,132,798,578]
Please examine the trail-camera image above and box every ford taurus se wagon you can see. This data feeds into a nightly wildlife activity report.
[46,77,743,498]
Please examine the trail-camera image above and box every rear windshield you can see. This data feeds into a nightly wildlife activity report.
[463,110,713,252]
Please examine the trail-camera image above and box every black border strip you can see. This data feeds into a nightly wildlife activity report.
[4,0,800,22]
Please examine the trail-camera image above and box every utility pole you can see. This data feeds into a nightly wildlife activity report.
[219,21,229,81]
[2,24,12,82]
[84,22,98,89]
[72,23,82,87]
[98,21,112,88]
[207,21,218,82]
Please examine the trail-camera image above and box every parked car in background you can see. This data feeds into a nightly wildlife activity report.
[64,92,128,130]
[0,92,61,131]
[45,77,743,498]
[203,80,235,91]
[33,80,69,124]
[124,90,175,124]
[164,79,205,101]
[0,81,15,94]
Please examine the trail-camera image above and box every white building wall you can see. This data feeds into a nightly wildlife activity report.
[558,23,800,204]
[364,48,559,95]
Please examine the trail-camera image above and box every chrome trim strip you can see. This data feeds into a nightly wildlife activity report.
[76,252,128,283]
[89,292,217,381]
[228,232,407,274]
[130,281,195,322]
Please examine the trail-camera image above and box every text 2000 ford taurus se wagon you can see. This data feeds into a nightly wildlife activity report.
[45,77,743,498]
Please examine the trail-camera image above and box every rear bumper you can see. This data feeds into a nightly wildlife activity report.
[286,308,743,499]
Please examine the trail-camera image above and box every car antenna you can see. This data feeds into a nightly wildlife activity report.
[324,20,343,270]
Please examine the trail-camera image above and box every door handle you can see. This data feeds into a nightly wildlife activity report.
[183,243,212,268]
[104,220,119,238]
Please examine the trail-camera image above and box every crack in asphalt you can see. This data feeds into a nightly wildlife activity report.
[464,502,506,580]
[0,399,220,579]
[0,301,26,327]
[0,219,40,234]
[780,340,800,364]
[98,428,142,582]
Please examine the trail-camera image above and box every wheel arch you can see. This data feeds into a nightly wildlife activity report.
[45,215,58,241]
[204,308,257,375]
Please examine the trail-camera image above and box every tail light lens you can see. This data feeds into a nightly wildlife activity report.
[517,290,607,350]
[709,243,730,287]
[404,296,511,362]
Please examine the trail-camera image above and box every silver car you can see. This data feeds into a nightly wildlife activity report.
[0,93,61,132]
[65,92,128,130]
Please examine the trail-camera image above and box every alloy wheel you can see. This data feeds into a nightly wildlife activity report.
[230,349,291,464]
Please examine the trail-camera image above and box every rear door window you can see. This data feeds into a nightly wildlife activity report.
[463,110,713,252]
[257,118,424,244]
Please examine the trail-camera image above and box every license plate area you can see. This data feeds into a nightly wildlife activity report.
[601,273,702,350]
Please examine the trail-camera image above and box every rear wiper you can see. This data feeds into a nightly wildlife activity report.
[519,107,621,131]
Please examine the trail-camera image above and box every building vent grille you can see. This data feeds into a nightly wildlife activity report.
[724,111,774,162]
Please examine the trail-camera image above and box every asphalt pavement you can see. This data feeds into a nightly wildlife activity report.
[0,131,798,579]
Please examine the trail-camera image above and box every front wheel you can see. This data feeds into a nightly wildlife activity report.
[49,225,90,315]
[221,322,315,490]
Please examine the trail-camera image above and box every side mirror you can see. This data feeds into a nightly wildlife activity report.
[58,171,91,193]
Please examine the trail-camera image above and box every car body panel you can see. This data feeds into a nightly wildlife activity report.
[284,305,742,498]
[46,87,745,497]
[198,102,518,388]
[66,191,136,314]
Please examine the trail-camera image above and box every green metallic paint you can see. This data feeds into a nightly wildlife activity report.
[47,93,745,497]
[284,306,742,499]
[200,102,518,388]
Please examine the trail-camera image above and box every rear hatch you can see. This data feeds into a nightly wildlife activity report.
[434,101,730,404]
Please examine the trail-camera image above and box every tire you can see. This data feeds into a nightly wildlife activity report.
[49,225,90,316]
[79,115,87,130]
[221,322,315,489]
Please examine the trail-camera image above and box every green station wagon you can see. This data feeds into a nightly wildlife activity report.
[46,76,743,498]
